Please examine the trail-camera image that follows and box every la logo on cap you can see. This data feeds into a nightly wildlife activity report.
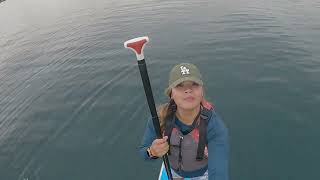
[180,66,190,75]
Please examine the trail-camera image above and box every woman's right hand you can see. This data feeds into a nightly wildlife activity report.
[150,136,169,157]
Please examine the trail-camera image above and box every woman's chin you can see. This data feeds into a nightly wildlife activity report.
[179,103,200,111]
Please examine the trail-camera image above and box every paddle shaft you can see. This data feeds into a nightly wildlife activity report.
[137,59,173,180]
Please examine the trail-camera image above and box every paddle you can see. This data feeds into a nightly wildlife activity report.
[124,36,173,180]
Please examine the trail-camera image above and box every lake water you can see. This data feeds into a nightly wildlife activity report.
[1,0,320,179]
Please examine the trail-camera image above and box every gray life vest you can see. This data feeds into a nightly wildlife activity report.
[164,106,213,172]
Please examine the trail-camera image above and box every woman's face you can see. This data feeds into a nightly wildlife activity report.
[171,81,203,111]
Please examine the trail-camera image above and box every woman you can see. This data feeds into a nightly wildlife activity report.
[139,63,229,180]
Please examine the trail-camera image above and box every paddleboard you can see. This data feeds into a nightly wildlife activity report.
[158,163,191,180]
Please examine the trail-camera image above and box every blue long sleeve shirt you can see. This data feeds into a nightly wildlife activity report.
[138,109,229,180]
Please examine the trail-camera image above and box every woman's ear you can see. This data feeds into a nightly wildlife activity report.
[201,87,205,99]
[170,90,174,99]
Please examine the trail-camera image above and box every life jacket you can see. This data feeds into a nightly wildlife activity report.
[163,100,213,172]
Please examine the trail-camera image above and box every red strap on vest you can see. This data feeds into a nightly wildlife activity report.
[201,99,214,110]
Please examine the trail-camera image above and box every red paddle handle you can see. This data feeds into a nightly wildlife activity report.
[124,36,149,60]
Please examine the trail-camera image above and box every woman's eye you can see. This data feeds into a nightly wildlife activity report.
[176,83,183,87]
[192,82,199,86]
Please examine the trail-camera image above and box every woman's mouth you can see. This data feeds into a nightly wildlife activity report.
[184,97,195,101]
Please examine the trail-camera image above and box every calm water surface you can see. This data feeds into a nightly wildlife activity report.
[0,0,320,179]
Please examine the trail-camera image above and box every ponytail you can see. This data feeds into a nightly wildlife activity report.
[157,99,176,132]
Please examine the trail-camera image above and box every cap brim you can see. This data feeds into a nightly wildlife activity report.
[165,77,203,96]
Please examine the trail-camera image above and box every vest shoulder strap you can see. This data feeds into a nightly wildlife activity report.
[196,106,213,161]
[163,112,175,155]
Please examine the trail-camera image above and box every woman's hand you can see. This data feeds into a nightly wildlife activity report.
[150,136,169,157]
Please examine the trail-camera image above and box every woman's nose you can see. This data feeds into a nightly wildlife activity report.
[184,87,192,93]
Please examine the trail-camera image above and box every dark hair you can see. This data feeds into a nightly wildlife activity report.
[157,99,176,132]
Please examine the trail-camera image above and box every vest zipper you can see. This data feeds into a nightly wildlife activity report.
[178,135,183,171]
